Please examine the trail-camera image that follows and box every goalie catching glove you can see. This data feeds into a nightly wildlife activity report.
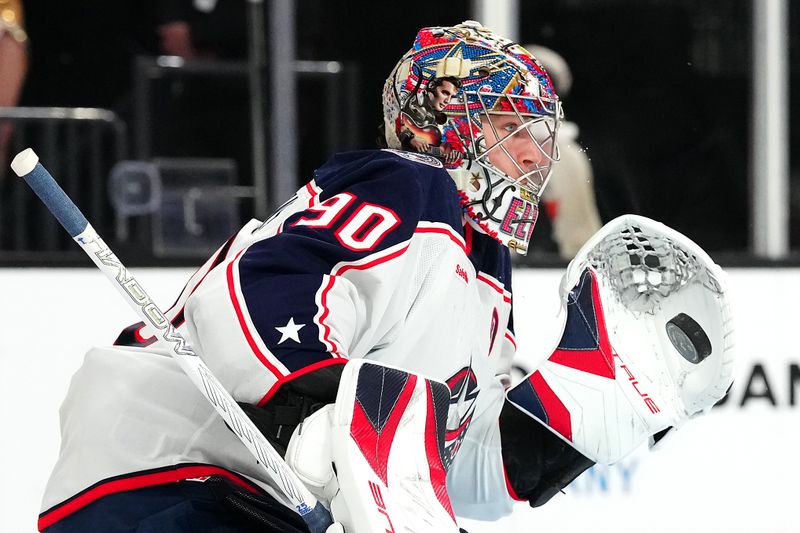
[502,214,735,504]
[286,360,461,533]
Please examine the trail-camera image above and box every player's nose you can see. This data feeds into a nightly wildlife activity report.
[513,134,545,172]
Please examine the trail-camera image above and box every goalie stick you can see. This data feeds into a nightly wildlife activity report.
[11,148,333,533]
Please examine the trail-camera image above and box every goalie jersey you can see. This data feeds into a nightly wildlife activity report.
[39,150,520,529]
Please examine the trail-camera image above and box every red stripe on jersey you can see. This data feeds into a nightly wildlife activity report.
[37,465,262,530]
[476,273,512,303]
[226,249,285,378]
[318,225,465,358]
[505,331,517,351]
[321,225,464,347]
[317,243,410,358]
[330,222,465,278]
[424,381,456,522]
[414,225,466,253]
[257,357,347,407]
[529,371,572,441]
[305,182,318,207]
[317,275,343,357]
[333,244,410,276]
[444,414,473,441]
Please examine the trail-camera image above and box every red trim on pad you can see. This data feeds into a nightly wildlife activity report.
[529,371,572,441]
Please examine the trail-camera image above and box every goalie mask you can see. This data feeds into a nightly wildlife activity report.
[507,215,735,465]
[382,21,562,255]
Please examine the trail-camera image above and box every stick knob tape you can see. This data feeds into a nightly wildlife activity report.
[11,148,89,238]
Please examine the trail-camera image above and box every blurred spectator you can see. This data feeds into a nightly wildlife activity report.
[0,0,29,170]
[149,0,251,185]
[527,44,602,260]
[153,0,246,59]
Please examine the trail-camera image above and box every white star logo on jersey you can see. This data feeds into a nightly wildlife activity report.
[275,317,305,344]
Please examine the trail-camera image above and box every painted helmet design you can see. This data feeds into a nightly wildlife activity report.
[383,21,562,254]
[507,215,736,464]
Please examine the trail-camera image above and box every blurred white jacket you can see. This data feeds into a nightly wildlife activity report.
[542,121,602,259]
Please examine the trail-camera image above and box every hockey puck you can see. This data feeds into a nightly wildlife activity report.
[665,313,712,364]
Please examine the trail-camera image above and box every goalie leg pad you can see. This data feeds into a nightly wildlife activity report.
[333,359,458,532]
[286,359,460,533]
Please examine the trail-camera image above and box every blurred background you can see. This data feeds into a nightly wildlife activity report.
[1,1,798,532]
[1,0,798,266]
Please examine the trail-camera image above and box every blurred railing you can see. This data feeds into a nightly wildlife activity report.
[0,107,128,263]
[0,57,360,266]
[132,56,360,212]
